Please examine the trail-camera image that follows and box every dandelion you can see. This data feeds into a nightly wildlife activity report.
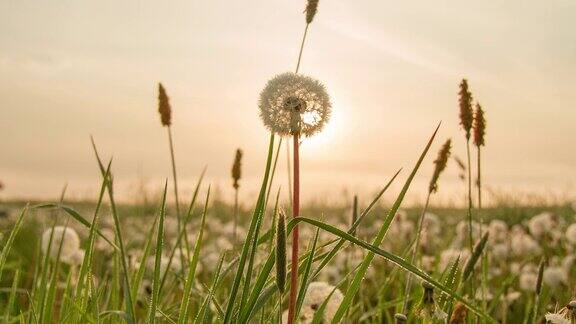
[231,148,243,240]
[259,72,331,137]
[545,300,576,324]
[415,282,447,321]
[41,226,84,265]
[565,223,576,245]
[260,72,331,324]
[301,282,343,323]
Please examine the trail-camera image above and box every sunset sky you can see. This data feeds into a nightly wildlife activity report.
[1,0,575,205]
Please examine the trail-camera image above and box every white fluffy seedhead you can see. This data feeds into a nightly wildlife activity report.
[259,72,331,137]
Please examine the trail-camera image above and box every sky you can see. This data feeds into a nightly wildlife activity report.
[1,0,575,205]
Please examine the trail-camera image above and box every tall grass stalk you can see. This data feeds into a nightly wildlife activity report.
[91,137,136,323]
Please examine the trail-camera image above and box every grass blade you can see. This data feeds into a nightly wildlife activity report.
[148,181,168,323]
[178,186,211,324]
[330,123,440,323]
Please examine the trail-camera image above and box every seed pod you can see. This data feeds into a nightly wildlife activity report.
[275,210,287,293]
[462,232,489,282]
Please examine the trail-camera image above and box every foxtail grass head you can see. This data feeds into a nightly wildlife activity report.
[429,139,452,193]
[458,79,473,140]
[259,72,331,137]
[305,0,319,24]
[275,210,287,293]
[473,103,486,147]
[231,149,242,190]
[158,83,172,127]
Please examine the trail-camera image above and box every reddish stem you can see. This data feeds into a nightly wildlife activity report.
[287,133,300,324]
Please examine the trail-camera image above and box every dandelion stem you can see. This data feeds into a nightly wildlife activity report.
[287,19,311,324]
[287,132,300,324]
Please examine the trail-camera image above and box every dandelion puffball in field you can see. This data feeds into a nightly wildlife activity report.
[41,226,84,265]
[545,300,576,324]
[259,72,331,137]
[282,281,343,323]
[565,223,576,245]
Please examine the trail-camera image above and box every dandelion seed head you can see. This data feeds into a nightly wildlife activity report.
[41,226,82,265]
[259,72,331,137]
[565,223,576,245]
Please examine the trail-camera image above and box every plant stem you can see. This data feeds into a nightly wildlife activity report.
[287,21,310,324]
[233,187,239,242]
[167,127,189,263]
[287,132,300,324]
[401,191,431,314]
[466,139,473,251]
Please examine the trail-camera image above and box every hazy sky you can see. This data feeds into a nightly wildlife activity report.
[1,0,575,205]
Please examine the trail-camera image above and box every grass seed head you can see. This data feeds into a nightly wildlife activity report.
[458,79,474,139]
[275,210,287,293]
[462,231,489,282]
[305,0,319,24]
[394,313,407,324]
[429,139,452,193]
[473,102,486,147]
[231,149,243,190]
[449,303,467,324]
[157,83,172,127]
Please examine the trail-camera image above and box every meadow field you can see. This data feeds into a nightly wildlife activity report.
[1,0,576,323]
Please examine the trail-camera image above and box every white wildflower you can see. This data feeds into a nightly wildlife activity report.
[259,72,331,137]
[41,226,82,265]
